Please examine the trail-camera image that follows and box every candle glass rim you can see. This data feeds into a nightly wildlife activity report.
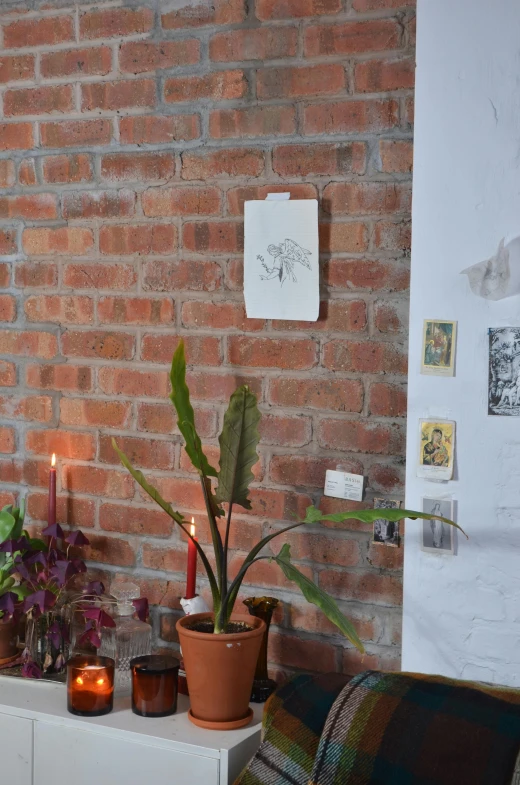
[67,654,115,671]
[130,654,180,674]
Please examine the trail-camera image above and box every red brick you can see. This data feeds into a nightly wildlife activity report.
[120,40,200,74]
[0,394,52,423]
[0,459,22,484]
[367,541,403,570]
[0,161,15,188]
[4,85,73,117]
[319,222,369,253]
[14,262,56,288]
[41,47,112,78]
[379,139,413,173]
[0,361,16,387]
[100,435,173,471]
[0,55,35,84]
[23,227,94,256]
[143,259,221,292]
[355,57,415,93]
[268,632,337,672]
[274,530,361,568]
[369,382,407,417]
[0,492,17,508]
[61,330,135,361]
[353,0,415,7]
[3,16,74,48]
[0,230,17,256]
[374,301,408,333]
[142,186,220,216]
[231,553,313,591]
[305,20,401,56]
[98,367,170,398]
[119,114,200,144]
[304,99,398,135]
[210,27,298,62]
[40,119,112,148]
[80,8,154,39]
[24,295,93,325]
[137,402,217,438]
[141,334,221,367]
[143,545,186,572]
[272,300,367,333]
[42,154,93,184]
[0,427,15,454]
[185,371,262,403]
[318,420,404,455]
[290,601,380,641]
[63,189,135,220]
[320,569,402,605]
[0,193,57,220]
[100,224,176,256]
[164,70,247,103]
[63,263,137,291]
[183,222,242,253]
[269,378,363,413]
[101,153,175,183]
[257,64,344,99]
[324,259,409,292]
[227,184,317,215]
[406,97,414,125]
[18,158,36,186]
[181,301,263,332]
[81,79,155,112]
[98,296,174,326]
[147,475,205,512]
[229,336,317,370]
[368,463,403,494]
[182,148,263,180]
[161,0,245,29]
[0,295,16,322]
[101,504,173,538]
[374,220,411,252]
[0,264,9,287]
[273,143,366,178]
[260,414,312,448]
[0,330,57,359]
[270,455,362,488]
[25,429,95,461]
[0,123,34,151]
[60,398,131,429]
[26,364,92,393]
[210,106,296,139]
[323,182,412,215]
[83,534,136,567]
[342,648,400,677]
[323,339,407,374]
[256,0,341,19]
[27,492,95,528]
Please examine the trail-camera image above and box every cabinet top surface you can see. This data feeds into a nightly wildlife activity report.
[0,677,263,758]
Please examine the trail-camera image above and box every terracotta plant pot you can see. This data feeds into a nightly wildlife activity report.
[176,612,266,730]
[0,618,18,661]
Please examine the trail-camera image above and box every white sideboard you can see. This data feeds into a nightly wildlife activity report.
[0,677,262,785]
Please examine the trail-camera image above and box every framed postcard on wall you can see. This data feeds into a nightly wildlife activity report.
[488,327,520,416]
[417,419,455,481]
[421,497,455,554]
[421,319,457,377]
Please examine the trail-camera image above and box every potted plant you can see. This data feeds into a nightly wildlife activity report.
[114,340,464,729]
[0,502,32,661]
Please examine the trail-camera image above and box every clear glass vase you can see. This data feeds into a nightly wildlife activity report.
[25,603,71,675]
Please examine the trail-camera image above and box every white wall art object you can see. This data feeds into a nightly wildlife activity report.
[461,236,520,300]
[244,199,319,321]
[421,497,455,555]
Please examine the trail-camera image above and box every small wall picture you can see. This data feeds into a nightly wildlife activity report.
[373,498,401,547]
[417,419,455,481]
[488,327,520,416]
[421,497,455,554]
[421,320,457,377]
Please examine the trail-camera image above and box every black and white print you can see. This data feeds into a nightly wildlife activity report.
[488,328,520,416]
[258,239,312,286]
[421,497,454,554]
[373,498,401,547]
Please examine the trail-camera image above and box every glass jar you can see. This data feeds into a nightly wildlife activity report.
[25,602,71,675]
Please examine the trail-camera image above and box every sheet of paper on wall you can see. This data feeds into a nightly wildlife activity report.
[461,236,520,300]
[417,419,455,481]
[324,470,364,502]
[244,198,319,320]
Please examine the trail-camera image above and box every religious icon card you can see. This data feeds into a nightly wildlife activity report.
[421,320,457,377]
[417,419,455,481]
[421,497,455,554]
[373,498,401,547]
[488,327,520,416]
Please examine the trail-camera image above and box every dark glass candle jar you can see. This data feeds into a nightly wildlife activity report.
[131,655,180,718]
[67,655,115,717]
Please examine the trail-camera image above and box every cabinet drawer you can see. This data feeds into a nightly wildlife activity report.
[0,712,33,785]
[34,721,219,785]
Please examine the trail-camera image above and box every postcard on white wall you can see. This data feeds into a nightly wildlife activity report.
[421,497,455,554]
[417,419,455,481]
[488,327,520,416]
[421,319,457,377]
[244,199,319,321]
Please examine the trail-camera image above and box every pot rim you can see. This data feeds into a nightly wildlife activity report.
[176,612,266,642]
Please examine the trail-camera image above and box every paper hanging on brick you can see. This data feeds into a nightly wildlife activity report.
[244,199,319,321]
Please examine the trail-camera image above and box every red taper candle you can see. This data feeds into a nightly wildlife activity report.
[48,453,56,528]
[185,518,197,600]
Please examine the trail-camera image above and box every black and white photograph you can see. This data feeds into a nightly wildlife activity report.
[373,498,401,547]
[488,327,520,416]
[421,497,455,554]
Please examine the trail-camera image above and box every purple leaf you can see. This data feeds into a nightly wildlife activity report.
[24,590,57,615]
[83,581,105,596]
[0,592,18,617]
[65,530,90,546]
[46,621,62,649]
[22,660,42,679]
[25,550,48,568]
[50,560,78,586]
[72,559,87,574]
[78,626,101,649]
[83,607,116,628]
[42,523,65,539]
[133,597,149,623]
[0,537,27,553]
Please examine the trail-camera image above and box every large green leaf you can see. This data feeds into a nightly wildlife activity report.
[170,340,217,478]
[272,544,364,653]
[0,511,16,544]
[302,505,468,537]
[215,386,260,510]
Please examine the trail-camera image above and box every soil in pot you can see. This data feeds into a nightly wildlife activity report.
[185,620,253,635]
[0,619,18,661]
[177,612,265,730]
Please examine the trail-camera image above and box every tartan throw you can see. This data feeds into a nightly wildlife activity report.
[310,670,520,785]
[235,672,349,785]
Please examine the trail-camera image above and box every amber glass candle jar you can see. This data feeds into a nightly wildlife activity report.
[67,655,115,717]
[131,655,179,718]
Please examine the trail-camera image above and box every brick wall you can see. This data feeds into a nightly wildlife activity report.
[0,0,414,679]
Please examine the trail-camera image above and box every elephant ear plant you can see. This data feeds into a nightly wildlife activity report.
[113,339,466,653]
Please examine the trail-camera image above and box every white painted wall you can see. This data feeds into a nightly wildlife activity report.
[403,0,520,686]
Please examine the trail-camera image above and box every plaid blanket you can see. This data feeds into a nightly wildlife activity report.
[235,672,349,785]
[310,670,520,785]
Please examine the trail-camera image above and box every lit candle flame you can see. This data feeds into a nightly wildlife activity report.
[76,676,83,685]
[190,517,195,537]
[96,678,105,685]
[51,453,56,468]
